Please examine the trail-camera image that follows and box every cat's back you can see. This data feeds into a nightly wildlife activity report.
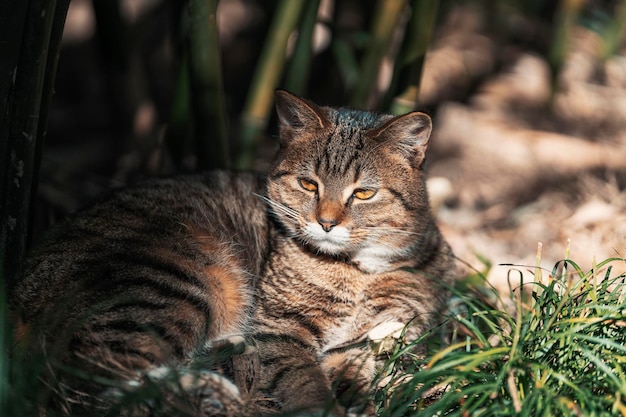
[12,170,269,372]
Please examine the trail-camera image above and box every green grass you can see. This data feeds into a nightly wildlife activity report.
[375,256,626,416]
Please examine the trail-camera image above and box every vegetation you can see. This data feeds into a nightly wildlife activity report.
[375,255,626,416]
[0,0,71,291]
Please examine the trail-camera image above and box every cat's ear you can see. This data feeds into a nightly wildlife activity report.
[275,90,328,143]
[372,112,432,165]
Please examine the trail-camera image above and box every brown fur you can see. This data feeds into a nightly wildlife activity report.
[10,91,455,417]
[11,172,270,416]
[248,91,456,416]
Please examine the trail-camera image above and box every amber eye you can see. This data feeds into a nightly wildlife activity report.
[353,189,376,200]
[298,178,318,192]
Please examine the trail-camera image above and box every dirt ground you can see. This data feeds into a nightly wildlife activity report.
[421,8,626,290]
[37,1,626,295]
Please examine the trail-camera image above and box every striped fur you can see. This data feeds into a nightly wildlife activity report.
[248,91,456,416]
[12,172,269,416]
[11,91,455,417]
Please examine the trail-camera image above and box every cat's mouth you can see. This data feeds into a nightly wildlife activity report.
[302,222,351,254]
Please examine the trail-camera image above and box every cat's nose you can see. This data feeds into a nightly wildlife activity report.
[317,218,338,232]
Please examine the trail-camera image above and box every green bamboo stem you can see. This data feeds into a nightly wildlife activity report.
[0,3,29,413]
[0,0,69,290]
[0,1,29,187]
[236,0,306,170]
[1,2,69,407]
[600,0,626,60]
[350,0,406,108]
[389,0,439,115]
[331,36,362,90]
[32,0,71,222]
[186,0,229,170]
[549,0,585,86]
[284,0,321,95]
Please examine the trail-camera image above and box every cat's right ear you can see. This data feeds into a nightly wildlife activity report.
[371,111,432,167]
[275,90,328,143]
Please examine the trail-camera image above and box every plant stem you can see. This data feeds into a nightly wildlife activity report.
[600,0,626,60]
[284,0,321,95]
[0,0,70,289]
[389,0,439,115]
[186,0,230,169]
[350,0,406,109]
[236,0,306,170]
[549,0,584,87]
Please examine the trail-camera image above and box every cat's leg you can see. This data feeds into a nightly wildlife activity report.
[79,335,255,417]
[320,347,377,417]
[320,284,443,417]
[362,268,451,348]
[250,331,345,417]
[100,366,243,417]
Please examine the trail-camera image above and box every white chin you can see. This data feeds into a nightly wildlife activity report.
[303,223,350,254]
[313,240,347,254]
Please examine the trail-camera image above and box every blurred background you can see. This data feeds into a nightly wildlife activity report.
[30,0,626,288]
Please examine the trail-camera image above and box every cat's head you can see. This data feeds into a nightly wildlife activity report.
[266,90,434,273]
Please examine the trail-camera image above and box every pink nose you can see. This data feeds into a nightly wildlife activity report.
[318,218,338,232]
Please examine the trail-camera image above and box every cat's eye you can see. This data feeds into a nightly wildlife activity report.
[353,189,376,200]
[298,178,318,192]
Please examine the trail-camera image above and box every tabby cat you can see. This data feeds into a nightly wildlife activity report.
[10,90,455,417]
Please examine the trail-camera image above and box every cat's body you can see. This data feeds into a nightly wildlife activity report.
[12,172,269,416]
[253,231,452,415]
[10,91,455,417]
[249,93,455,415]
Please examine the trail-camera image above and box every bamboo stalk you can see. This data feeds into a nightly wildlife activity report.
[600,0,626,60]
[331,36,362,90]
[350,0,406,109]
[0,0,69,289]
[0,0,30,190]
[0,264,6,417]
[549,0,585,86]
[1,3,69,409]
[236,0,306,170]
[0,2,30,410]
[284,0,321,95]
[186,0,230,169]
[32,0,71,225]
[388,0,439,115]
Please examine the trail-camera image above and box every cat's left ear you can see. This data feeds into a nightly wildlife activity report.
[371,112,432,165]
[275,90,328,144]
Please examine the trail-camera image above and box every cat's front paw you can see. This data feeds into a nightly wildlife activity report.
[289,405,347,417]
[104,366,243,416]
[367,321,405,355]
[177,370,243,416]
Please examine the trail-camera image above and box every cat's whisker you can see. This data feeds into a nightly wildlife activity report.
[273,205,300,221]
[253,193,300,222]
[362,226,420,236]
